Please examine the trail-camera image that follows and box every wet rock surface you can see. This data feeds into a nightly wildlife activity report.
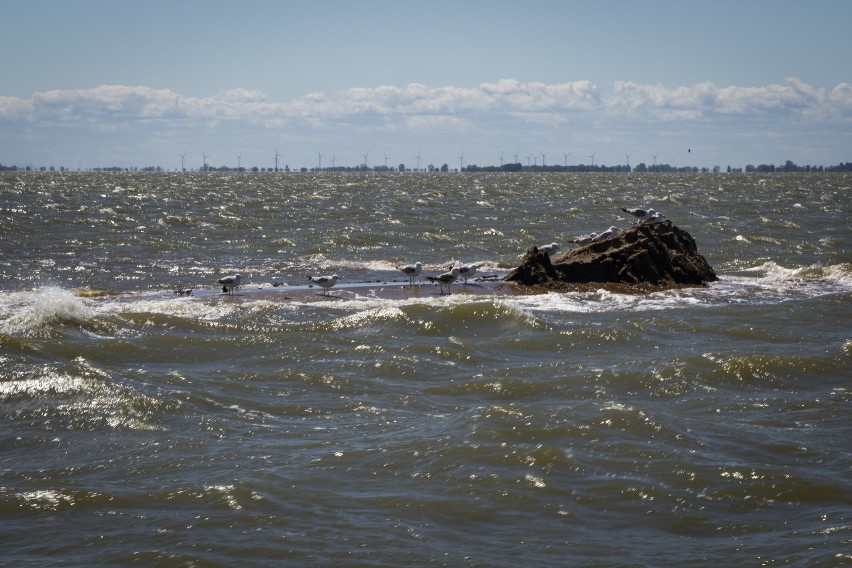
[505,221,717,289]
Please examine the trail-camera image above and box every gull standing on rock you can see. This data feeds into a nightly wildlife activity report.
[397,262,422,285]
[593,226,620,241]
[217,274,242,295]
[571,232,597,244]
[621,207,657,223]
[538,243,561,256]
[427,267,460,295]
[308,274,340,296]
[644,212,667,224]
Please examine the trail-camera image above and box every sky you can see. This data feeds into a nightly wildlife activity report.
[1,0,851,171]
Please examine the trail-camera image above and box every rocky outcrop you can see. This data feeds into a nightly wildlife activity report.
[505,221,717,289]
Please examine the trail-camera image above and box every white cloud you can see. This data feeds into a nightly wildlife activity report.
[3,78,848,127]
[31,85,182,120]
[607,77,852,122]
[0,96,31,119]
[1,78,850,168]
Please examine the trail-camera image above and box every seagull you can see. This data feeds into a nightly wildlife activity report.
[571,232,597,244]
[621,207,657,223]
[217,274,242,295]
[538,243,561,256]
[427,267,460,295]
[398,261,422,285]
[308,274,340,296]
[593,226,620,241]
[644,212,667,224]
[457,264,477,284]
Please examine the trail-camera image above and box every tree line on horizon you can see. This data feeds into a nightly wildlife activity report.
[2,159,851,174]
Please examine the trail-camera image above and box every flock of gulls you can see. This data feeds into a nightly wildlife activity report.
[211,206,666,297]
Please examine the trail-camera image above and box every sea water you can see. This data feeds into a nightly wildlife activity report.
[1,171,849,566]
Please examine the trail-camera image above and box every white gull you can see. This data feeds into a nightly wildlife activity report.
[217,274,242,295]
[571,232,597,244]
[397,262,422,285]
[622,207,657,223]
[308,274,340,296]
[427,267,460,295]
[457,264,478,284]
[538,243,561,255]
[593,226,620,241]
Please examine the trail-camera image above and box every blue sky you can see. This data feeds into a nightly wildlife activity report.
[2,0,850,170]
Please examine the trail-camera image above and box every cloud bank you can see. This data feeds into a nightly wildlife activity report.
[5,78,850,124]
[2,78,850,167]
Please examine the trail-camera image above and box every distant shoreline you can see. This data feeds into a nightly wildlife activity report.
[3,164,851,174]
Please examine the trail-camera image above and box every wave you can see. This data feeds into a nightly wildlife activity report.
[0,356,169,431]
[737,261,851,286]
[304,295,542,337]
[11,261,844,334]
[497,289,706,316]
[496,262,852,316]
[0,286,94,336]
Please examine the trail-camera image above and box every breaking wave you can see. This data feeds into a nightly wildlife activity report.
[0,286,93,336]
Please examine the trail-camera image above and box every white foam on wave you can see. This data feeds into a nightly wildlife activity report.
[328,305,409,331]
[496,289,704,316]
[94,293,285,324]
[43,260,847,331]
[738,261,852,287]
[495,267,851,317]
[0,286,93,336]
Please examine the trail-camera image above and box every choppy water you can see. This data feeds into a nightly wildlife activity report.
[1,171,850,566]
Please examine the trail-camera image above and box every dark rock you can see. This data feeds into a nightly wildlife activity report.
[505,221,717,289]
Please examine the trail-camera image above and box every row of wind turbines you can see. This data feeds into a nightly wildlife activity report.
[176,149,664,172]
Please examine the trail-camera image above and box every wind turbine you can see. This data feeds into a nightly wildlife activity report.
[361,151,369,169]
[563,152,570,167]
[332,153,337,168]
[384,153,390,168]
[459,151,464,171]
[513,150,519,163]
[499,152,504,166]
[317,150,323,170]
[178,152,186,172]
[527,154,532,166]
[589,151,596,167]
[236,153,242,171]
[415,149,422,171]
[625,153,631,168]
[541,152,546,167]
[202,151,208,172]
[652,152,659,166]
[274,148,281,172]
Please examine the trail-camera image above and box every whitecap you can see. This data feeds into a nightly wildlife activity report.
[0,286,93,336]
[739,261,852,287]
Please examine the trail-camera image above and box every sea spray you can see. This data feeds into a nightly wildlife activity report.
[0,286,92,336]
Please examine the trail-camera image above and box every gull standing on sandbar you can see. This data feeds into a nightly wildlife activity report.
[217,274,242,295]
[457,264,477,284]
[308,274,340,296]
[397,262,422,285]
[427,267,460,295]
